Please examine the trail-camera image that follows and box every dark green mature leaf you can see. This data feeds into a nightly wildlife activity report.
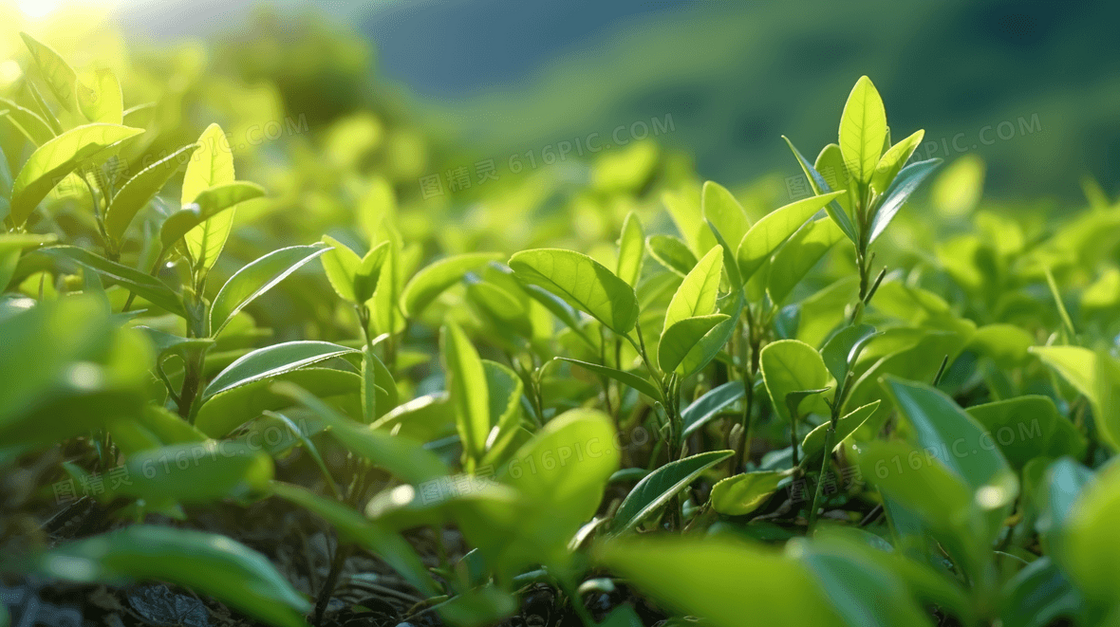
[799,533,935,627]
[270,481,438,595]
[965,396,1086,470]
[1000,557,1084,627]
[736,191,845,282]
[867,158,941,243]
[595,536,840,626]
[160,182,266,249]
[646,234,698,277]
[401,252,504,316]
[274,382,448,484]
[710,470,786,516]
[610,450,732,533]
[210,244,330,337]
[509,248,639,335]
[9,124,143,227]
[30,526,311,627]
[37,246,184,317]
[104,143,200,241]
[556,357,662,403]
[682,381,745,438]
[203,341,359,400]
[116,441,272,506]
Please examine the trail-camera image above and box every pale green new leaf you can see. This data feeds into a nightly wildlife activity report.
[20,32,78,111]
[646,234,697,277]
[76,68,123,124]
[105,143,200,241]
[442,320,490,468]
[702,181,750,248]
[664,246,723,331]
[616,211,644,287]
[181,123,236,272]
[9,123,143,227]
[839,75,888,186]
[736,190,845,282]
[401,252,503,316]
[160,181,265,249]
[211,244,330,337]
[658,314,729,374]
[509,248,639,335]
[759,339,830,423]
[871,129,925,194]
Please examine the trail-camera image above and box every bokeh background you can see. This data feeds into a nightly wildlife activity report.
[5,0,1119,207]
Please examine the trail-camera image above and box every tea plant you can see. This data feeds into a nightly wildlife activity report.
[1,31,1119,627]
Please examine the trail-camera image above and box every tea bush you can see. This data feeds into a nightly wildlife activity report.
[2,30,1119,627]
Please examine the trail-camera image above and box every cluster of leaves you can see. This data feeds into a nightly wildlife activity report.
[2,31,1119,627]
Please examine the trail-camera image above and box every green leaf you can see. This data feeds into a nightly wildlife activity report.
[466,278,532,339]
[509,248,639,335]
[682,381,745,438]
[1060,459,1120,608]
[161,181,266,249]
[710,470,786,516]
[658,314,729,374]
[203,341,359,401]
[1000,557,1084,627]
[1030,346,1120,451]
[105,143,200,241]
[401,252,503,316]
[759,339,830,423]
[210,244,330,337]
[442,320,490,468]
[1037,457,1094,554]
[76,68,123,124]
[319,235,362,302]
[965,396,1085,471]
[181,123,236,273]
[799,533,935,627]
[116,441,273,506]
[736,191,845,282]
[783,136,858,244]
[481,359,523,465]
[801,400,881,460]
[194,368,359,438]
[610,449,732,533]
[595,535,840,627]
[354,240,391,302]
[616,211,645,287]
[702,181,750,250]
[677,293,743,378]
[464,409,619,576]
[20,32,78,111]
[557,357,662,403]
[0,97,55,146]
[871,129,925,194]
[370,393,455,443]
[664,246,722,331]
[767,217,846,305]
[31,525,310,627]
[867,158,941,243]
[9,123,143,227]
[838,75,888,186]
[274,382,448,484]
[270,481,437,595]
[646,234,697,277]
[820,324,878,382]
[361,347,396,422]
[37,246,184,317]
